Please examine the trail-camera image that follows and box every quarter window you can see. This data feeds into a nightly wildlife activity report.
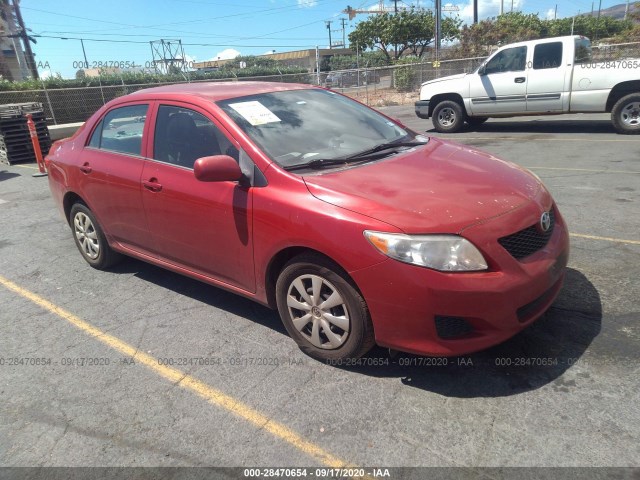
[484,46,527,74]
[90,104,148,156]
[533,42,563,69]
[153,105,236,169]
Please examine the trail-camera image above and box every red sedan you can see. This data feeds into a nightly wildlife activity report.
[46,82,569,361]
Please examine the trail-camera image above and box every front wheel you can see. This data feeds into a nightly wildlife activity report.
[275,254,375,362]
[611,93,640,134]
[70,203,122,269]
[432,100,466,133]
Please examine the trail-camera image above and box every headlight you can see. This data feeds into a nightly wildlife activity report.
[364,231,488,271]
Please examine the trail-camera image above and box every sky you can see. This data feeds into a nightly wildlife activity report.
[19,0,629,79]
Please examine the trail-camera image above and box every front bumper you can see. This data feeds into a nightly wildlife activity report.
[415,100,430,119]
[350,202,570,357]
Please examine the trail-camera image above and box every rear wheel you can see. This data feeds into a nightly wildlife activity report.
[432,100,466,133]
[275,254,375,362]
[70,203,122,269]
[611,93,640,134]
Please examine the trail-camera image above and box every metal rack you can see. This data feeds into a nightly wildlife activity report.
[0,103,51,165]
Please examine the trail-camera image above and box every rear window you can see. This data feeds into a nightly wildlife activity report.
[574,38,592,64]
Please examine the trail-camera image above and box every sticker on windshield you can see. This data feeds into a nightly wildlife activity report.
[228,101,281,126]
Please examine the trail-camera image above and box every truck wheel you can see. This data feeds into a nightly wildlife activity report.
[611,93,640,135]
[466,116,489,127]
[432,100,466,133]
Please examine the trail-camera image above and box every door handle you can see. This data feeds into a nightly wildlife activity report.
[514,77,526,83]
[142,178,163,192]
[79,162,92,174]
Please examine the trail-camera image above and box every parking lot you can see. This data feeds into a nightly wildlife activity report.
[1,109,639,475]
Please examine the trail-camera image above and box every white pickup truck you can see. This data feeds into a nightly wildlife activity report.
[415,36,640,134]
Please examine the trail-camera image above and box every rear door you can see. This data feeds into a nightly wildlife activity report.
[78,102,154,253]
[140,102,255,292]
[526,40,568,112]
[468,45,528,115]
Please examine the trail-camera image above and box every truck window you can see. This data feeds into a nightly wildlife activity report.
[484,46,527,74]
[533,42,563,69]
[574,38,592,64]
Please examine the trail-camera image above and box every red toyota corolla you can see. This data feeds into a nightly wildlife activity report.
[46,82,569,361]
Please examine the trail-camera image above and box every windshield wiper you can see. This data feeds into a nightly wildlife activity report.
[346,140,428,160]
[283,139,428,172]
[284,158,350,171]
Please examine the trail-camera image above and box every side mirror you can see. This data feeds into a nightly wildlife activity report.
[478,65,486,75]
[194,155,242,182]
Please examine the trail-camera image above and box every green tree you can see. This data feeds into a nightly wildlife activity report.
[328,51,389,71]
[457,11,636,56]
[348,9,461,61]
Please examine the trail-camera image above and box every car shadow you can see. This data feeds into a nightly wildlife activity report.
[0,170,21,182]
[109,261,600,398]
[109,258,287,335]
[454,119,615,134]
[348,267,602,397]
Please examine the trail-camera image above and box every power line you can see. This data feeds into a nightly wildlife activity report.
[1,33,319,49]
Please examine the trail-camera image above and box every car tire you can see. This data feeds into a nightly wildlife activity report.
[432,100,466,133]
[275,253,375,362]
[70,203,122,270]
[466,116,489,127]
[611,93,640,134]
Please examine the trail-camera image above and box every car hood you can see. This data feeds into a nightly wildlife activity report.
[302,138,546,234]
[420,73,468,87]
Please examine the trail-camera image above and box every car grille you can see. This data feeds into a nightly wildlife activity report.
[498,209,556,260]
[435,316,474,339]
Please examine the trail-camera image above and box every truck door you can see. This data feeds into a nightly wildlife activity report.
[526,41,568,112]
[468,46,528,115]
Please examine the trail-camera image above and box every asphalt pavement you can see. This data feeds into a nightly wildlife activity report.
[0,110,639,477]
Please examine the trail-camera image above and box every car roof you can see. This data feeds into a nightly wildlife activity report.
[128,81,316,102]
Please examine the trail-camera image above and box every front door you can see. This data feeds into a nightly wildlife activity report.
[469,45,528,115]
[141,102,255,292]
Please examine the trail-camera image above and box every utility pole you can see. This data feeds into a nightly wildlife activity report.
[625,0,630,20]
[80,39,89,70]
[325,21,332,49]
[554,4,557,19]
[394,0,398,14]
[474,0,478,23]
[511,0,514,13]
[12,0,38,79]
[340,18,347,48]
[435,0,441,59]
[500,0,504,16]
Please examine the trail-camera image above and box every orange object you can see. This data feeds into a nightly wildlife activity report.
[26,113,46,173]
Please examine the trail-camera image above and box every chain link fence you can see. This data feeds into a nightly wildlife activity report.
[1,41,638,126]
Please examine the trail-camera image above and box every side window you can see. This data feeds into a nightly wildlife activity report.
[574,39,592,64]
[153,105,236,169]
[533,42,563,70]
[88,119,103,148]
[485,46,527,74]
[97,104,148,156]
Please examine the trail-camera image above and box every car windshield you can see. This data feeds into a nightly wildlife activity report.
[217,89,415,169]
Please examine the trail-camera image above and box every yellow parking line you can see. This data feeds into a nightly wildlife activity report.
[12,164,39,170]
[570,233,640,245]
[524,166,640,174]
[0,274,354,469]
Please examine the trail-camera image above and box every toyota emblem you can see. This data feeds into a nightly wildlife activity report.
[540,211,551,232]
